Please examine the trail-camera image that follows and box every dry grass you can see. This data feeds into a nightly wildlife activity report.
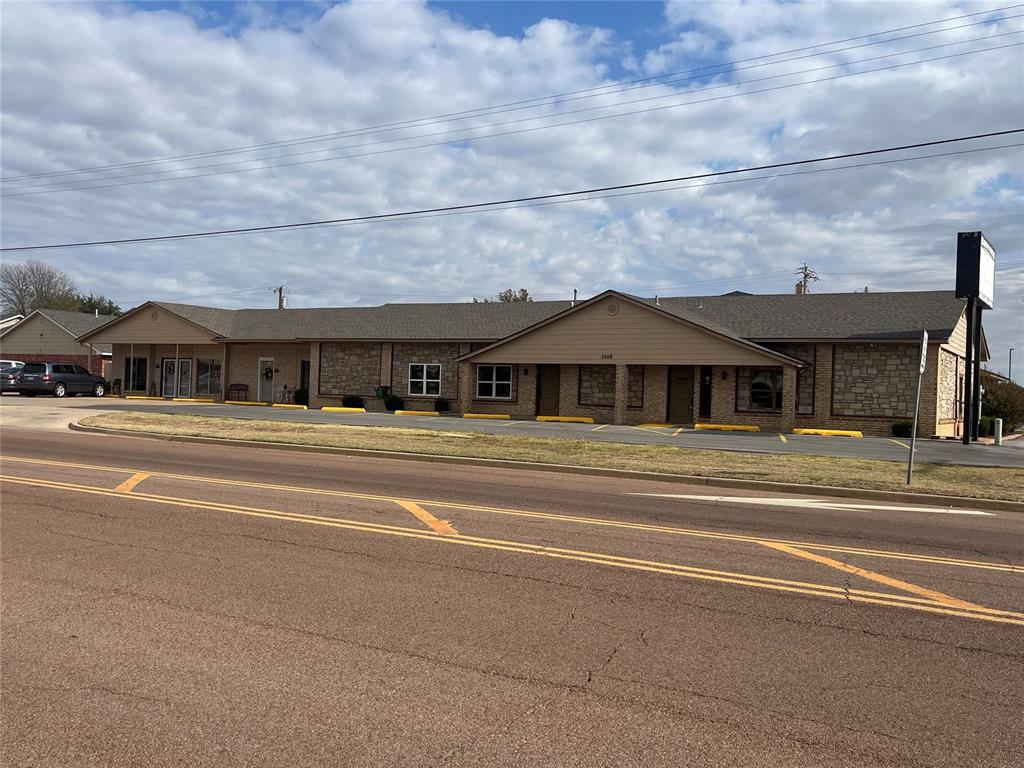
[81,412,1024,503]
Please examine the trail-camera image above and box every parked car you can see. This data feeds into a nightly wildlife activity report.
[0,359,25,370]
[17,362,109,398]
[1,366,23,394]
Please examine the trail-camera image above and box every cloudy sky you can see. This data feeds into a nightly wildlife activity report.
[1,0,1021,378]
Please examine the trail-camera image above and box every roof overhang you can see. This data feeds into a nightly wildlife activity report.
[457,290,805,367]
[76,301,221,343]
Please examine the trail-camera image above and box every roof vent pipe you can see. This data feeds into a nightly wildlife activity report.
[655,295,660,306]
[571,288,577,307]
[94,309,99,317]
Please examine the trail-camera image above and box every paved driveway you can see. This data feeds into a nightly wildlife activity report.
[1,394,1021,468]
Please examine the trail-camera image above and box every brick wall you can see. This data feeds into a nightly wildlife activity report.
[459,362,540,417]
[226,343,309,403]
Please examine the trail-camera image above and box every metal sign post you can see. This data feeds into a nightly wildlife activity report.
[907,330,928,485]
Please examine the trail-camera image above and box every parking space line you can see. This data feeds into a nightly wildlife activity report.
[591,424,610,431]
[888,438,911,450]
[396,500,457,536]
[778,434,788,444]
[4,474,1022,625]
[114,472,150,494]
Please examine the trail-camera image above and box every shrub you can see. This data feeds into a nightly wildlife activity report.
[384,394,404,412]
[982,380,1024,431]
[978,415,993,437]
[891,420,913,438]
[293,388,309,406]
[433,398,450,412]
[342,394,364,408]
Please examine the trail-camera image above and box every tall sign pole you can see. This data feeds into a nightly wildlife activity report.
[955,232,995,445]
[962,297,976,445]
[907,330,928,485]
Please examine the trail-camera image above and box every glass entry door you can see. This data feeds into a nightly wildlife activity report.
[161,359,176,398]
[177,359,192,398]
[161,358,192,398]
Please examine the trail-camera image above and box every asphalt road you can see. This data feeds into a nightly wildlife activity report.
[2,427,1022,767]
[2,394,1022,467]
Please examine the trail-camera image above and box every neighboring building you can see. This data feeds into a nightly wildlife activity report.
[0,309,113,377]
[77,289,984,438]
[0,314,25,334]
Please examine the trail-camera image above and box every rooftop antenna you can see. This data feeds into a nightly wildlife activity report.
[271,285,287,309]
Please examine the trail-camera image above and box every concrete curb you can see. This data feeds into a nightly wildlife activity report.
[68,421,1023,513]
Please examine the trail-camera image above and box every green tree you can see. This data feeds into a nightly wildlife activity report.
[473,288,533,303]
[77,293,122,317]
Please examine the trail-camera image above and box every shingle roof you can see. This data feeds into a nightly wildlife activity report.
[6,309,115,353]
[107,290,965,345]
[37,308,115,337]
[151,300,572,341]
[650,291,966,341]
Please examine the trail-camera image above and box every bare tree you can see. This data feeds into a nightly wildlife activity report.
[473,288,533,303]
[0,260,79,315]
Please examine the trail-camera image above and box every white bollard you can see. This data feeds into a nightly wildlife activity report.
[993,418,1003,446]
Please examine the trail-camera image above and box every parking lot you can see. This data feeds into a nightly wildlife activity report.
[2,394,1021,468]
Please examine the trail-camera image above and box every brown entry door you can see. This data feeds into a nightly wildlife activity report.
[667,366,694,423]
[536,365,560,415]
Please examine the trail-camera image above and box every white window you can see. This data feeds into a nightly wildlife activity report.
[409,363,441,396]
[477,365,512,399]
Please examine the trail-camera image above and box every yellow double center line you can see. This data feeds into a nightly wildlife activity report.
[3,473,1023,626]
[3,454,1020,574]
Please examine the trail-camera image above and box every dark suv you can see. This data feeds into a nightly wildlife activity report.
[17,362,109,398]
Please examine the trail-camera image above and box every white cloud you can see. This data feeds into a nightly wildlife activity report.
[0,0,1021,376]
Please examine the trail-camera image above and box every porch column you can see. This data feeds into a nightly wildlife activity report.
[129,343,134,393]
[458,361,475,414]
[174,343,180,398]
[613,364,629,425]
[780,365,798,433]
[220,344,228,402]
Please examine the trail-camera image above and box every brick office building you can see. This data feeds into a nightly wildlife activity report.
[79,288,982,438]
[0,309,113,377]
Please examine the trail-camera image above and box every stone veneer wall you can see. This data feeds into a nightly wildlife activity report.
[831,343,916,418]
[936,347,962,436]
[579,365,615,407]
[391,342,461,407]
[628,366,644,408]
[318,342,381,397]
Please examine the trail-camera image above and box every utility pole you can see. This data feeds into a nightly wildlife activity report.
[271,285,287,309]
[795,263,819,294]
[1010,348,1015,381]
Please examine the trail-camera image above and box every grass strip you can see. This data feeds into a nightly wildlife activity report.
[80,412,1023,503]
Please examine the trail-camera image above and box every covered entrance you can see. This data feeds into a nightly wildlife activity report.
[667,365,694,423]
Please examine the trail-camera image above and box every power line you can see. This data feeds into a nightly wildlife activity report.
[3,130,1019,252]
[5,40,1020,200]
[6,3,1020,184]
[5,35,1020,198]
